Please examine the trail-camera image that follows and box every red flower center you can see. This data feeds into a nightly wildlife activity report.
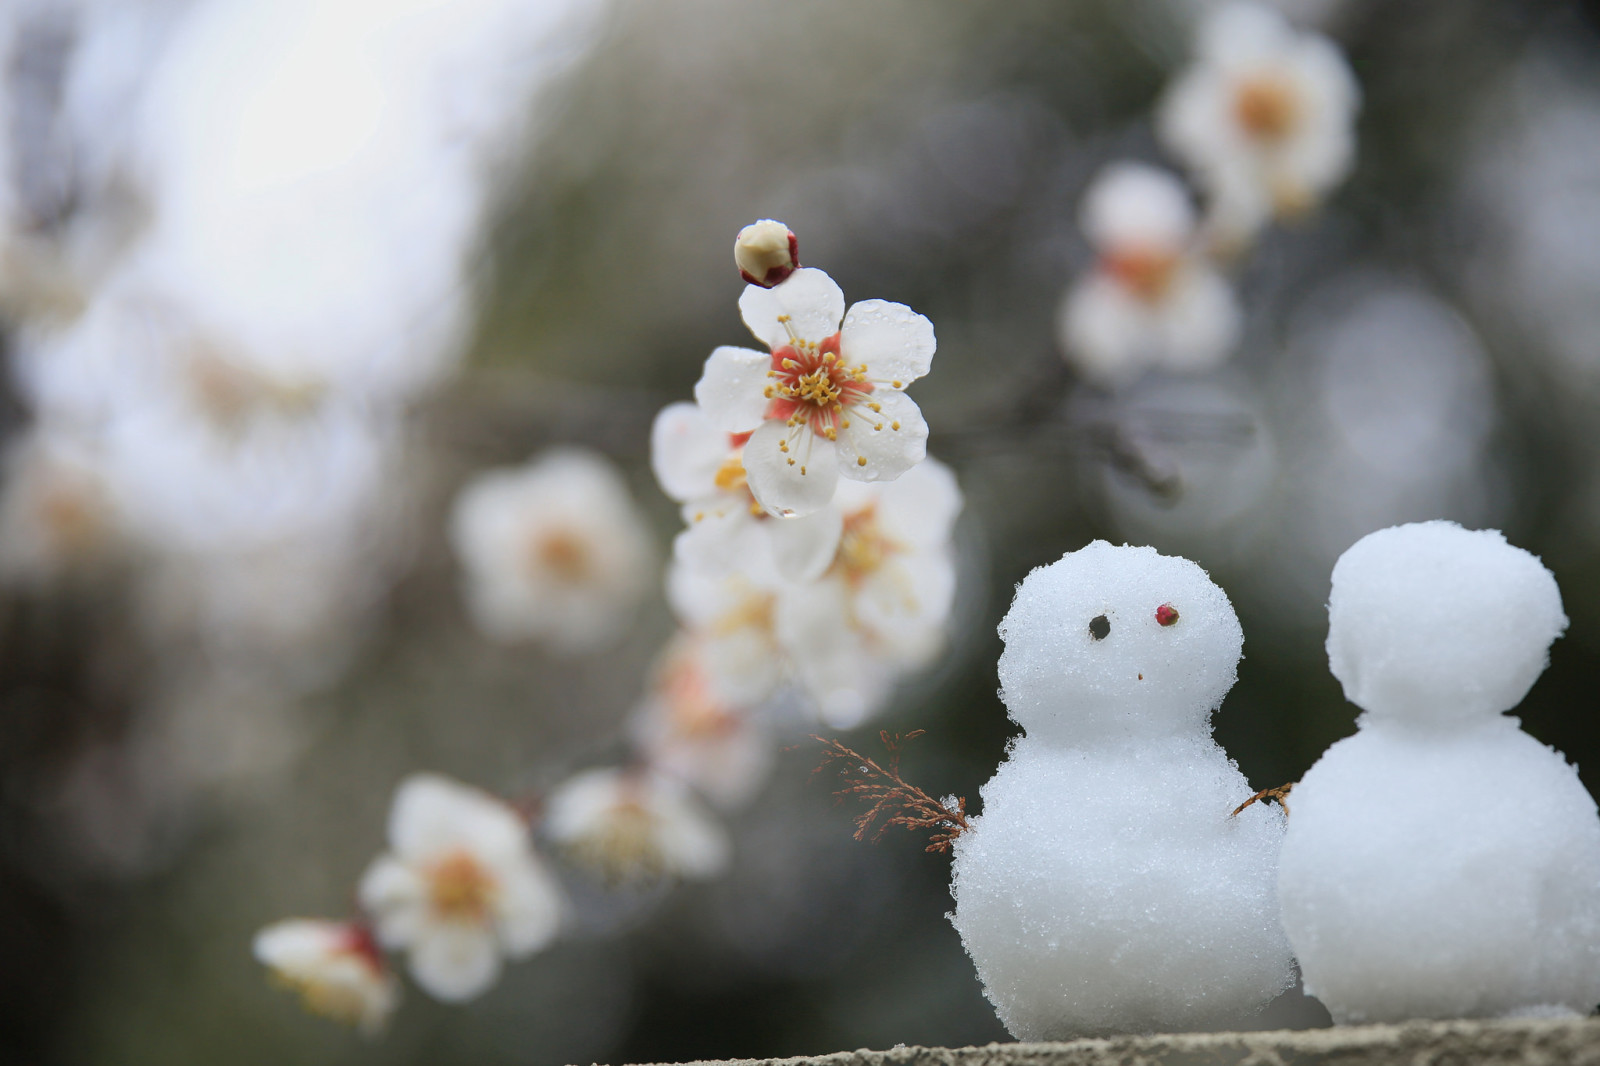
[764,331,875,439]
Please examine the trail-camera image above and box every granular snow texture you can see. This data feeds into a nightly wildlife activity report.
[1281,521,1600,1023]
[950,543,1294,1039]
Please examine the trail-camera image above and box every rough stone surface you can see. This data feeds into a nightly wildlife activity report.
[606,1017,1600,1066]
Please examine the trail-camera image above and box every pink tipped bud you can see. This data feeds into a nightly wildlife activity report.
[735,219,799,287]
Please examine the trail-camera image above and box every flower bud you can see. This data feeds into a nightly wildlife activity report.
[734,220,798,288]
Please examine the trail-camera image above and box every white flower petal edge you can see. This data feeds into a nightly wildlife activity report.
[357,772,564,1005]
[742,420,841,517]
[838,388,928,483]
[766,505,844,582]
[737,267,845,351]
[253,919,399,1036]
[651,401,729,502]
[693,347,771,433]
[839,300,936,384]
[408,921,502,1003]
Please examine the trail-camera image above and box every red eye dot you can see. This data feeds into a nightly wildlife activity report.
[1156,604,1180,627]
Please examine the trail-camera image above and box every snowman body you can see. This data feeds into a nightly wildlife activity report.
[949,542,1295,1039]
[1279,521,1600,1022]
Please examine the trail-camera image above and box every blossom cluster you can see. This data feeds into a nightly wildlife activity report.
[0,0,600,691]
[252,221,964,1032]
[1059,2,1359,387]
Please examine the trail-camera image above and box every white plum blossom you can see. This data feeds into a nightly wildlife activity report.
[651,400,842,582]
[357,774,564,1003]
[450,448,655,652]
[630,634,774,810]
[1059,162,1241,387]
[1158,2,1359,246]
[692,267,935,518]
[545,767,730,884]
[776,457,963,729]
[666,564,789,711]
[253,919,399,1035]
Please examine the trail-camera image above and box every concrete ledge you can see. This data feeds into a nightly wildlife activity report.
[617,1017,1600,1066]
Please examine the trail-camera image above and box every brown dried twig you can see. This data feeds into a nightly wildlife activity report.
[812,731,970,853]
[1232,782,1295,818]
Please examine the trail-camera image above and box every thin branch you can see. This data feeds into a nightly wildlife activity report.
[811,730,970,854]
[1232,781,1295,818]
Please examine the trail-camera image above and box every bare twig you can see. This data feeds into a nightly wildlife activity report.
[811,731,970,853]
[1232,781,1295,818]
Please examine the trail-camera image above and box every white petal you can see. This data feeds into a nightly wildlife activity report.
[737,267,845,349]
[1058,275,1151,388]
[839,300,936,384]
[1154,266,1242,373]
[1079,162,1195,252]
[874,457,963,549]
[742,421,840,518]
[673,504,769,577]
[765,505,843,582]
[693,346,770,433]
[494,857,564,957]
[837,389,927,483]
[650,402,728,502]
[408,922,502,1003]
[357,855,428,949]
[387,773,525,866]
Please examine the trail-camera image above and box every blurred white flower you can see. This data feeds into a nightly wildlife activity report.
[545,767,730,884]
[776,457,963,729]
[630,634,774,810]
[451,448,655,652]
[253,919,399,1035]
[0,426,119,583]
[734,218,798,288]
[358,773,564,1003]
[693,267,935,518]
[651,400,841,582]
[1059,162,1240,387]
[665,564,789,710]
[1158,2,1359,246]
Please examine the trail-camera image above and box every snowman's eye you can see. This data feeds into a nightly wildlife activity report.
[1088,614,1110,640]
[1156,604,1180,627]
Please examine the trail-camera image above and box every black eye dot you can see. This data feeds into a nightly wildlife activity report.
[1088,614,1110,641]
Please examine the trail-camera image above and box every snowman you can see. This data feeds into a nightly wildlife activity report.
[949,542,1295,1039]
[1278,521,1600,1022]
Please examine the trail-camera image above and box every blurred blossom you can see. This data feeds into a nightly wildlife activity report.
[666,565,789,710]
[694,266,935,518]
[1159,1,1359,247]
[545,767,730,885]
[630,634,775,810]
[450,448,656,653]
[359,774,565,1004]
[253,919,400,1036]
[774,457,963,729]
[652,400,842,582]
[0,426,119,583]
[1058,162,1240,387]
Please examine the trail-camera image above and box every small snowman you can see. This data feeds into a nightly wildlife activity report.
[1279,520,1600,1022]
[949,542,1295,1038]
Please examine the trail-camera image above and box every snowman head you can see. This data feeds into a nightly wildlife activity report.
[1327,521,1567,726]
[996,542,1244,744]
